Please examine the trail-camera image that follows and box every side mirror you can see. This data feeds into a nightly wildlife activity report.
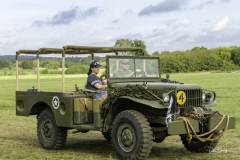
[166,73,170,80]
[75,84,79,91]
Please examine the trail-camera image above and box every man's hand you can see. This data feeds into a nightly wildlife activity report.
[130,69,141,77]
[135,69,141,73]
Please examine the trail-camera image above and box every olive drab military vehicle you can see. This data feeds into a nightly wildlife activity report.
[16,46,235,160]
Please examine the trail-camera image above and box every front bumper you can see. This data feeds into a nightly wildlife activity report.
[167,116,235,135]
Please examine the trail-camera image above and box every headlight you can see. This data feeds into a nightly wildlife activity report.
[205,92,214,102]
[162,93,170,102]
[202,93,206,101]
[202,90,216,103]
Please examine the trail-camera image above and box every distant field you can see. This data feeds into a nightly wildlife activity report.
[0,72,239,160]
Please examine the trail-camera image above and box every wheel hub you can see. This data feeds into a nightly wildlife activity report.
[44,122,52,138]
[41,120,53,140]
[117,123,136,152]
[121,129,134,146]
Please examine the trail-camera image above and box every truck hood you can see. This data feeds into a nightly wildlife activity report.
[147,82,201,90]
[111,82,201,90]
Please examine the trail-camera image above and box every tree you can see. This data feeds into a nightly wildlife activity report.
[210,47,233,69]
[114,38,147,55]
[161,51,171,54]
[191,46,208,52]
[65,65,88,74]
[78,56,92,66]
[21,60,33,69]
[132,39,146,49]
[231,47,240,66]
[0,59,11,68]
[151,51,160,57]
[132,39,147,56]
[114,38,132,48]
[44,60,60,69]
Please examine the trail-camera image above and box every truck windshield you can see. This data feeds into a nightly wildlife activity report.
[109,58,160,78]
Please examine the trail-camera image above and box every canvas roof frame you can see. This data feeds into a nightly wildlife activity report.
[16,45,146,92]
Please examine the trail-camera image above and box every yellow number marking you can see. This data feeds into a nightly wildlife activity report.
[177,91,186,105]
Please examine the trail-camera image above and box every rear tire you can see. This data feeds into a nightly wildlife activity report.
[111,110,153,160]
[37,108,67,150]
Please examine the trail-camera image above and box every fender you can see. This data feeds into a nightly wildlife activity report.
[118,96,167,109]
[103,96,167,131]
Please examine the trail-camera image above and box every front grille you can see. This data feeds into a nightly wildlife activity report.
[176,89,202,107]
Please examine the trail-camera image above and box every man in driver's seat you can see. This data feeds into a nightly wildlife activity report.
[113,59,133,77]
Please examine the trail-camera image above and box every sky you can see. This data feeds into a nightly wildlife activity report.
[0,0,240,55]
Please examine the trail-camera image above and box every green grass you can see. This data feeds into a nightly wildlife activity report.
[0,72,239,159]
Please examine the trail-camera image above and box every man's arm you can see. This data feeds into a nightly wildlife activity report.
[112,69,142,77]
[124,69,142,77]
[112,70,121,77]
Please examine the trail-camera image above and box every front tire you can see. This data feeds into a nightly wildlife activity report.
[111,110,153,160]
[180,131,219,153]
[37,108,67,150]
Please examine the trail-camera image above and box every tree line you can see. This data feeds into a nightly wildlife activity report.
[152,46,240,73]
[1,39,240,74]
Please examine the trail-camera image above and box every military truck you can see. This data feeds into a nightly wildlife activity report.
[16,46,235,160]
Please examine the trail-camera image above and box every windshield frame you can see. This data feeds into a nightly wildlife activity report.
[106,55,161,83]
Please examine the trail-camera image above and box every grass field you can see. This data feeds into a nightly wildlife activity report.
[0,72,239,160]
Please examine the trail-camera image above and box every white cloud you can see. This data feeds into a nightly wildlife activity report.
[165,19,191,28]
[143,29,166,39]
[0,26,14,37]
[176,19,191,26]
[103,36,114,42]
[0,1,240,54]
[211,16,230,32]
[70,22,90,32]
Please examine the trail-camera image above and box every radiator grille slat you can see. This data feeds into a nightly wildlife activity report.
[177,89,202,107]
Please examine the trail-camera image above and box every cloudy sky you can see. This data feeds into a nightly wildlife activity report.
[0,0,239,55]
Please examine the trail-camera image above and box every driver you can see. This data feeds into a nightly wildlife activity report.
[112,59,141,77]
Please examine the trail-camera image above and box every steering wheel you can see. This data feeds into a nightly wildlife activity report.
[140,71,147,77]
[130,71,136,77]
[131,70,147,77]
